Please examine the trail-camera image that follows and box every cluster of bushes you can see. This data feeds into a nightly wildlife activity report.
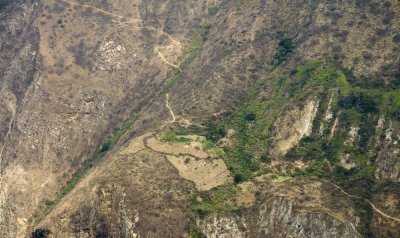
[271,37,295,68]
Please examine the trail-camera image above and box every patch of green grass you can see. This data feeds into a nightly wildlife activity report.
[208,147,224,157]
[161,131,193,143]
[161,131,177,142]
[202,139,213,150]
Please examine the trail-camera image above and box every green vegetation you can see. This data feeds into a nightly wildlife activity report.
[161,131,193,143]
[161,131,177,142]
[260,154,271,164]
[160,24,211,95]
[160,70,181,95]
[270,37,295,68]
[382,91,400,120]
[182,58,398,237]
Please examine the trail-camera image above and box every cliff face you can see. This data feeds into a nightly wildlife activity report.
[0,0,399,237]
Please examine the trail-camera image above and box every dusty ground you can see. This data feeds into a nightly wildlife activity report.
[146,133,230,191]
[166,155,230,191]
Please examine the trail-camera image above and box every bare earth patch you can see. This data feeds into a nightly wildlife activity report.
[166,155,230,191]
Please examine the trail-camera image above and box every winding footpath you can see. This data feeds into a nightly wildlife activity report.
[325,180,400,223]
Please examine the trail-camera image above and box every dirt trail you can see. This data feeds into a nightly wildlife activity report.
[61,0,183,72]
[61,0,182,47]
[326,180,400,223]
[155,49,182,72]
[165,93,176,123]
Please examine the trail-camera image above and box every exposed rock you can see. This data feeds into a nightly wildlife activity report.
[344,126,359,146]
[270,98,319,157]
[196,213,246,238]
[257,197,360,238]
[339,154,358,170]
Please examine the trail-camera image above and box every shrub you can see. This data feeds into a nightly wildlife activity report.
[234,174,244,183]
[206,126,226,143]
[45,200,55,206]
[271,37,295,67]
[260,154,271,164]
[245,113,256,121]
[100,141,111,152]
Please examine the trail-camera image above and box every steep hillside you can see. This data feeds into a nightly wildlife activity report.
[0,0,399,237]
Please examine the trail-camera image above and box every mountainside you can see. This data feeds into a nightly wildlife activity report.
[0,0,400,237]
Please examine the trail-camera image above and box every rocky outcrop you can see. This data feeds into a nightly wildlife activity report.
[196,213,246,238]
[196,178,361,238]
[257,197,359,238]
[270,98,319,157]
